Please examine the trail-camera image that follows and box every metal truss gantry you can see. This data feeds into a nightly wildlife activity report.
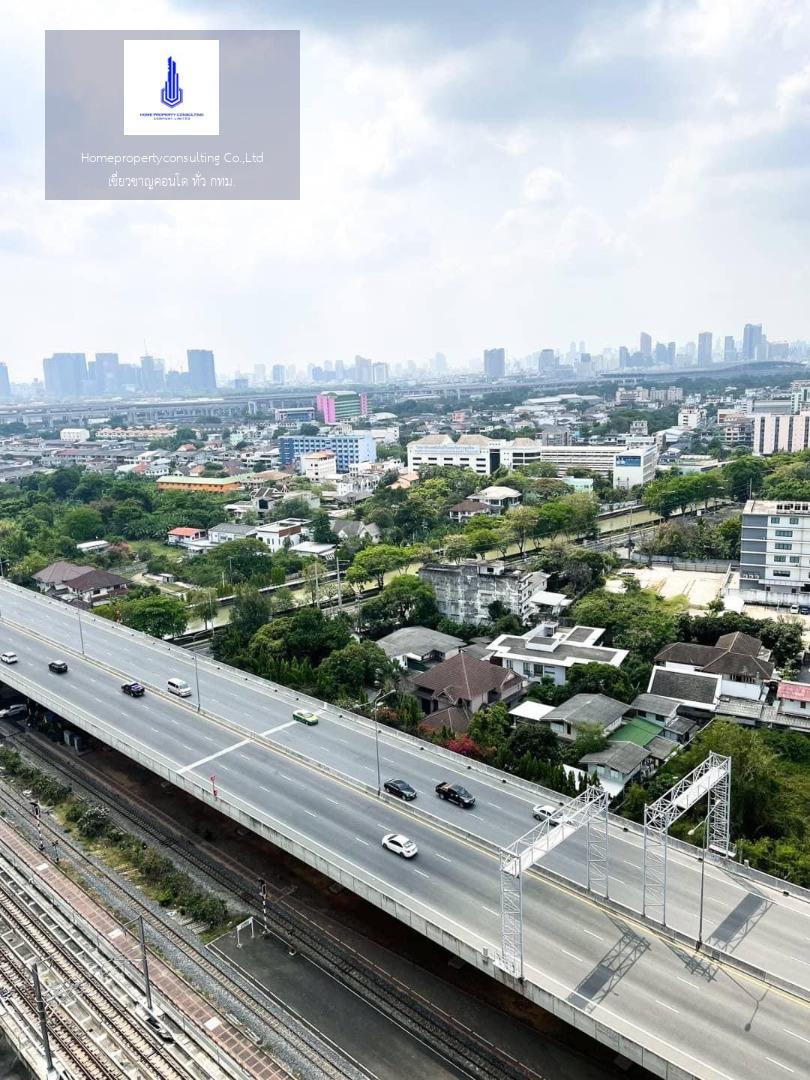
[643,752,731,926]
[497,785,609,981]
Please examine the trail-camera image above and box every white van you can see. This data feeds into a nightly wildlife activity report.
[167,677,192,698]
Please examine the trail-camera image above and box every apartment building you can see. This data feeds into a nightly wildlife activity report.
[752,412,810,456]
[739,499,810,604]
[301,450,338,483]
[279,433,376,473]
[418,560,546,623]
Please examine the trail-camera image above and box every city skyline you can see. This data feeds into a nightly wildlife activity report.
[4,2,810,378]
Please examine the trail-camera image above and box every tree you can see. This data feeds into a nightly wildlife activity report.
[309,510,336,544]
[346,544,412,588]
[505,724,561,764]
[228,587,271,641]
[467,703,512,751]
[61,507,105,543]
[572,587,686,662]
[102,595,187,639]
[190,588,219,630]
[316,641,396,702]
[503,506,540,554]
[723,456,767,502]
[444,534,471,563]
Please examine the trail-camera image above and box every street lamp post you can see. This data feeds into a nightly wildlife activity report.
[193,652,201,713]
[77,605,85,656]
[372,688,397,796]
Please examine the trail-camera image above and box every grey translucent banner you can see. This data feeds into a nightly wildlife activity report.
[46,29,299,200]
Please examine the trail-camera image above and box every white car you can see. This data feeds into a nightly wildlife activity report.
[0,653,17,665]
[532,803,560,824]
[381,833,418,859]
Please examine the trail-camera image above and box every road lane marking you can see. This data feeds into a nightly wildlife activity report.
[609,877,627,886]
[433,852,452,863]
[622,860,641,869]
[784,1029,810,1045]
[260,720,296,736]
[582,928,603,940]
[766,1058,794,1073]
[354,837,370,846]
[482,905,499,917]
[676,976,697,988]
[791,955,810,967]
[177,738,252,774]
[559,948,585,963]
[655,1000,680,1014]
[303,810,318,818]
[412,868,430,879]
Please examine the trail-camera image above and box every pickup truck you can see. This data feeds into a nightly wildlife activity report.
[435,781,475,808]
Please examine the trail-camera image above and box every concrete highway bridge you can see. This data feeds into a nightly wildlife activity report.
[0,581,807,1080]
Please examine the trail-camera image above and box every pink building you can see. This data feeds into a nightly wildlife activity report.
[315,390,369,424]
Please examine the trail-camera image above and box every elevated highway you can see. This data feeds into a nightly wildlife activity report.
[0,582,807,1080]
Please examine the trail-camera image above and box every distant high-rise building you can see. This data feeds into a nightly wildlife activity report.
[756,337,769,362]
[742,323,763,361]
[372,362,389,384]
[93,352,120,394]
[354,355,374,384]
[723,336,736,364]
[272,364,285,384]
[252,364,266,387]
[484,347,506,380]
[640,332,652,359]
[538,348,557,374]
[698,332,713,365]
[140,354,165,392]
[667,341,676,365]
[186,349,217,392]
[43,353,87,398]
[430,352,448,375]
[117,363,142,390]
[0,364,10,400]
[618,346,630,368]
[654,342,668,366]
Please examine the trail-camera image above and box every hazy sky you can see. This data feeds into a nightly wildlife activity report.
[2,0,810,379]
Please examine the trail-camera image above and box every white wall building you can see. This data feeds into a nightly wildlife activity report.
[739,499,810,605]
[301,450,338,483]
[256,518,309,551]
[753,411,810,456]
[59,427,90,442]
[677,408,706,430]
[612,444,659,488]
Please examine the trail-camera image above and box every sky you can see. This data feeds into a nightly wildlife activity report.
[2,0,810,379]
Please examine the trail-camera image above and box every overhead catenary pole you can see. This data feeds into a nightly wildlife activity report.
[31,963,54,1075]
[193,652,201,713]
[77,605,85,656]
[137,915,153,1012]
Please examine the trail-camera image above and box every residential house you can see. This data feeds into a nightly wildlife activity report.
[62,568,131,607]
[33,561,94,594]
[580,743,649,797]
[653,632,774,702]
[773,682,810,732]
[331,520,381,545]
[473,485,522,514]
[538,693,627,743]
[256,518,310,552]
[167,527,208,547]
[448,499,492,524]
[409,652,525,734]
[486,622,628,687]
[208,523,259,545]
[376,626,465,670]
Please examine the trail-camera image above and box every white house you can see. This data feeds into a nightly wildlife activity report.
[256,518,310,552]
[486,621,628,687]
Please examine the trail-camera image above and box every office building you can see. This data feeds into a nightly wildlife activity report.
[430,352,448,375]
[252,364,266,387]
[723,336,736,364]
[640,332,652,359]
[613,444,659,488]
[316,390,369,423]
[43,353,87,398]
[678,407,706,430]
[742,323,763,361]
[667,341,676,365]
[354,355,374,384]
[484,348,506,380]
[753,412,810,456]
[278,433,376,473]
[186,349,217,392]
[272,364,286,384]
[0,363,10,400]
[739,499,810,605]
[139,354,165,392]
[372,362,389,384]
[698,332,713,366]
[92,352,120,393]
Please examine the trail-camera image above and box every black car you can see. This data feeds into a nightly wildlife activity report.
[384,779,417,801]
[435,781,476,808]
[121,682,145,698]
[48,661,68,675]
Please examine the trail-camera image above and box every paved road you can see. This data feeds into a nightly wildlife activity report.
[0,584,808,1079]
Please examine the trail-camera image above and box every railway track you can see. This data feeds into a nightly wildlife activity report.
[0,868,189,1080]
[8,735,547,1080]
[0,779,357,1080]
